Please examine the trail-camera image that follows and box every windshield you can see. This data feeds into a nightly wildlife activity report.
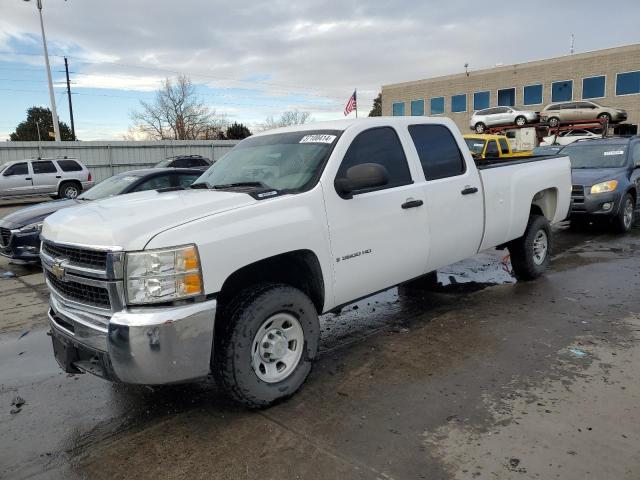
[154,158,173,168]
[78,174,142,200]
[464,138,486,155]
[562,143,628,169]
[195,130,341,191]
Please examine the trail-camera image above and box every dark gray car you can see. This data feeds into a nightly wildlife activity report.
[564,138,640,232]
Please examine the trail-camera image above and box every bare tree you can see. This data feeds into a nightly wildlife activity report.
[262,110,313,131]
[130,74,227,140]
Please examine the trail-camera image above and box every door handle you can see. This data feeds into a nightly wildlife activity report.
[56,175,61,178]
[461,186,479,195]
[401,199,424,209]
[25,177,32,181]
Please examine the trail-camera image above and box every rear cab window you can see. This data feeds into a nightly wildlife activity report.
[408,124,465,180]
[336,127,412,194]
[56,159,83,172]
[498,138,510,154]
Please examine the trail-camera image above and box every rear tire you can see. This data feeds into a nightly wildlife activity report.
[515,115,527,126]
[474,122,486,134]
[508,215,551,281]
[612,193,635,233]
[213,283,320,408]
[548,117,560,128]
[58,181,81,199]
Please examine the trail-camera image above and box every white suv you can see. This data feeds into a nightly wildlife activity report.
[0,157,94,199]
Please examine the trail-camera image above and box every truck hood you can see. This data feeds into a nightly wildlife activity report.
[571,167,628,187]
[42,189,256,250]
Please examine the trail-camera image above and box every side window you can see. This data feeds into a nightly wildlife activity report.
[498,138,510,153]
[170,158,188,168]
[32,161,57,174]
[337,127,412,191]
[193,158,210,167]
[632,143,640,166]
[4,163,28,176]
[486,141,500,158]
[408,124,465,180]
[56,159,83,172]
[177,174,200,188]
[131,175,174,192]
[576,102,596,109]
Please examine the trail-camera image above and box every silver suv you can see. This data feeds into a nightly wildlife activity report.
[469,106,539,133]
[0,157,93,199]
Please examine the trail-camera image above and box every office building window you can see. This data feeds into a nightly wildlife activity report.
[552,80,573,101]
[392,102,405,116]
[616,71,640,95]
[582,76,606,99]
[451,94,467,113]
[410,99,425,116]
[430,96,445,115]
[473,91,490,110]
[497,88,516,106]
[523,84,543,105]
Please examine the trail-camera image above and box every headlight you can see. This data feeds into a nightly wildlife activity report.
[590,180,618,194]
[18,222,43,234]
[125,244,203,305]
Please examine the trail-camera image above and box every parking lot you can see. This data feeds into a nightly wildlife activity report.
[0,198,638,480]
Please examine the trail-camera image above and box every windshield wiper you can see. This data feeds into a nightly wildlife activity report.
[212,181,268,190]
[190,182,212,189]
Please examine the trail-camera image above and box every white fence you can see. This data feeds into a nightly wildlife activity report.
[0,140,239,182]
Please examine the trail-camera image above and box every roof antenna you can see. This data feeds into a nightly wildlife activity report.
[570,33,575,55]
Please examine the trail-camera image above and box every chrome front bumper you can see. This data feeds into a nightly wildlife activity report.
[49,294,217,385]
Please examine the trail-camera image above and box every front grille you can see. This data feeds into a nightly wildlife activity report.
[0,227,11,246]
[46,270,111,308]
[43,242,108,270]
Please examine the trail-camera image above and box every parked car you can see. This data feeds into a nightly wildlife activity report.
[0,168,202,263]
[540,101,627,128]
[463,134,532,160]
[565,137,640,232]
[40,117,571,408]
[540,128,603,146]
[154,155,212,171]
[469,107,539,133]
[0,157,93,199]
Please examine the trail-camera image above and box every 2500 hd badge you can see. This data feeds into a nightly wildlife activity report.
[336,248,372,262]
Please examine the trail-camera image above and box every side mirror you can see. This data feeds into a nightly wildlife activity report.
[335,163,389,199]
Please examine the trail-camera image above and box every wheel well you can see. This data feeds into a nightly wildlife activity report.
[217,250,325,315]
[531,187,558,221]
[627,187,637,203]
[59,179,82,192]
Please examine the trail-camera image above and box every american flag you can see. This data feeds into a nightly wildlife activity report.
[344,90,357,116]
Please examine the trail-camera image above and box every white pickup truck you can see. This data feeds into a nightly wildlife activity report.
[41,117,571,407]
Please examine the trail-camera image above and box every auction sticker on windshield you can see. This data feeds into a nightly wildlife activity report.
[603,150,624,156]
[299,134,337,144]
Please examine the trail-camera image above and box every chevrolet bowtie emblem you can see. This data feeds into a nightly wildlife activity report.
[51,260,66,280]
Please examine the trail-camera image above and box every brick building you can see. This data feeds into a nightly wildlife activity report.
[381,44,640,133]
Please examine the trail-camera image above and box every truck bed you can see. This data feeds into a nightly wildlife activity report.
[475,154,565,170]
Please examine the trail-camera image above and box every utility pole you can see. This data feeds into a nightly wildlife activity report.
[25,0,61,141]
[64,57,76,140]
[570,34,575,55]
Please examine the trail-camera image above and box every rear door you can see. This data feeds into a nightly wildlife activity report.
[408,124,484,269]
[31,160,61,193]
[575,102,598,121]
[0,162,33,196]
[322,126,429,306]
[560,102,580,122]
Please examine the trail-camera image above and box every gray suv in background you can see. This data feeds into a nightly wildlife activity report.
[469,106,539,133]
[541,101,627,127]
[0,157,93,199]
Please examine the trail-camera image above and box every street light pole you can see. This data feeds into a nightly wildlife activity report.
[27,0,61,141]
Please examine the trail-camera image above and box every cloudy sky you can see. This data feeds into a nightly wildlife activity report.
[1,0,639,140]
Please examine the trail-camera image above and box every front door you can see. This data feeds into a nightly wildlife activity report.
[322,126,429,306]
[31,160,61,194]
[406,124,484,270]
[0,162,33,196]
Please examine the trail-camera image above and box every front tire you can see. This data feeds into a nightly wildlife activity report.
[613,193,635,233]
[508,215,551,281]
[598,113,611,124]
[515,115,527,126]
[474,122,486,134]
[213,283,320,408]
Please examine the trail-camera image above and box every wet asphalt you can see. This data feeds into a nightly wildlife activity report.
[1,198,640,479]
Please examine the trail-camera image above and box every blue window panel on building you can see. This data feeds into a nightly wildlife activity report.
[411,99,425,116]
[582,76,606,99]
[497,88,516,106]
[552,80,573,101]
[473,91,490,110]
[430,97,445,115]
[616,71,640,95]
[523,84,543,105]
[451,94,467,113]
[392,102,405,116]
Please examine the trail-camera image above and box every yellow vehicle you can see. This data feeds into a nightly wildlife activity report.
[463,134,532,160]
